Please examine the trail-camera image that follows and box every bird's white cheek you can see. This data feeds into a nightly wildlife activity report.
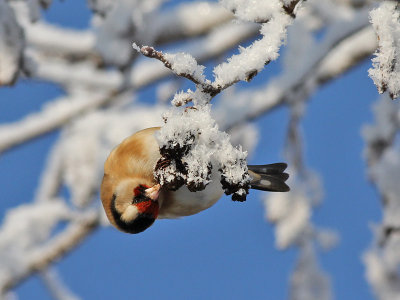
[120,205,139,222]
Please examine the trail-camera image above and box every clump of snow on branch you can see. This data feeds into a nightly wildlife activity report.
[164,52,206,83]
[171,89,194,107]
[155,102,251,201]
[213,4,291,87]
[368,2,400,99]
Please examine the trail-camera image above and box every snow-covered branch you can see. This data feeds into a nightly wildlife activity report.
[264,88,336,300]
[137,45,214,94]
[362,95,400,300]
[369,1,400,100]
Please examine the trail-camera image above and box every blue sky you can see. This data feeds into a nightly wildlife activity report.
[0,1,382,299]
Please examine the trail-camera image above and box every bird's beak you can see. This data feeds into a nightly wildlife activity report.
[145,184,161,201]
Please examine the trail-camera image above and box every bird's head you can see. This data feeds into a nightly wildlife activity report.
[108,179,161,234]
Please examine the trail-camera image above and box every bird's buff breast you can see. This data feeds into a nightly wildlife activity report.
[157,172,224,219]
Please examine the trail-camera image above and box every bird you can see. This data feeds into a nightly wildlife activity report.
[100,127,289,234]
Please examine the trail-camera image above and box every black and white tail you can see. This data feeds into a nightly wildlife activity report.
[248,163,290,192]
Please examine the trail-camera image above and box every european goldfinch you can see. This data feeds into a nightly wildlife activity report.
[100,127,289,234]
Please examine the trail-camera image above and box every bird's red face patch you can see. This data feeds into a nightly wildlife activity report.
[135,200,159,218]
[133,184,150,197]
